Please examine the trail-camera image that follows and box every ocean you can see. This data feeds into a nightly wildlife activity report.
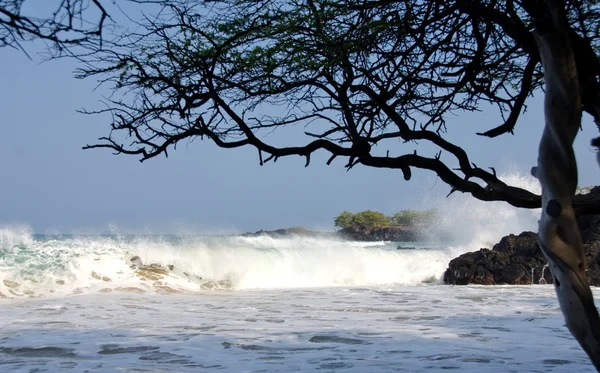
[2,173,594,372]
[0,229,596,372]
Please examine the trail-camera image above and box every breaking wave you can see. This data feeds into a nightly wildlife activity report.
[0,171,542,299]
[0,230,466,299]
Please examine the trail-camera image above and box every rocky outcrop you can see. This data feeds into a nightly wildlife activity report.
[241,226,419,241]
[241,225,423,241]
[444,214,600,285]
[443,232,550,285]
[338,226,419,241]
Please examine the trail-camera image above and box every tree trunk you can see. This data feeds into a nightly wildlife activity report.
[533,0,600,370]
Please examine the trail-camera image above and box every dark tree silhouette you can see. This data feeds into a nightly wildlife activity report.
[0,0,166,56]
[0,0,110,55]
[7,0,600,369]
[78,0,600,209]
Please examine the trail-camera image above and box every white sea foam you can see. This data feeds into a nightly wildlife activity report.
[0,285,594,372]
[0,230,467,298]
[0,172,544,298]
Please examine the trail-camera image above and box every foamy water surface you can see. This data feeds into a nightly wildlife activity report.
[3,172,592,371]
[0,228,596,372]
[0,285,595,372]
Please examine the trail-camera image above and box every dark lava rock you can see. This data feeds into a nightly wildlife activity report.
[243,226,421,241]
[444,215,600,285]
[338,226,418,242]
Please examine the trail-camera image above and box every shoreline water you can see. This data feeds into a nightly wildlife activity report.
[0,284,595,372]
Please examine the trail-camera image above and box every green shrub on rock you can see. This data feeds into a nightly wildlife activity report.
[334,210,388,230]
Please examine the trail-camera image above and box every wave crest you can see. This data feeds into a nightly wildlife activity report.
[0,233,460,299]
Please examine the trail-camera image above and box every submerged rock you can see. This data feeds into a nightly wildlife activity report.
[444,215,600,285]
[3,279,20,289]
[126,256,204,289]
[91,271,112,282]
[114,286,146,294]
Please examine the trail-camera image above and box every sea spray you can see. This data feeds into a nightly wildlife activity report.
[0,225,34,250]
[0,231,464,298]
[419,171,541,249]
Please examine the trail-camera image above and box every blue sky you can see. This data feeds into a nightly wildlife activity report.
[0,28,598,234]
